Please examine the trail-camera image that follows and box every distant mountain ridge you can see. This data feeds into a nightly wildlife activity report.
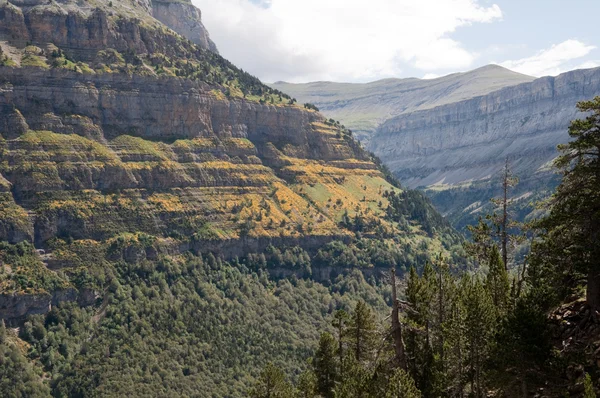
[372,67,600,188]
[271,65,535,143]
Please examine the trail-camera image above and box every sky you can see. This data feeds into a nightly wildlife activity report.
[192,0,600,83]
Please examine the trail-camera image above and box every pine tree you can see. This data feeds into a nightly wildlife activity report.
[465,215,496,265]
[347,301,377,362]
[445,284,467,397]
[332,309,349,374]
[432,256,455,371]
[405,265,436,393]
[249,363,294,398]
[485,245,511,317]
[466,160,521,270]
[462,276,495,397]
[313,332,338,398]
[533,97,600,312]
[334,355,372,398]
[390,268,407,370]
[385,368,422,398]
[493,159,519,269]
[296,370,318,398]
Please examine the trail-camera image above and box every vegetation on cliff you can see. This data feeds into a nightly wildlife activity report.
[255,97,600,397]
[4,1,600,397]
[0,0,293,106]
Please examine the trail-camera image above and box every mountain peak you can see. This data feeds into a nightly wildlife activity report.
[151,0,219,53]
[466,64,533,79]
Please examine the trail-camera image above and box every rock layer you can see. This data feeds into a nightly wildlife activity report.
[0,0,218,57]
[0,66,383,249]
[371,67,600,189]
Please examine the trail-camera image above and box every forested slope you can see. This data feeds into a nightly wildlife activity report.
[0,0,464,396]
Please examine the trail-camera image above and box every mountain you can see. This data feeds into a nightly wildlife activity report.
[152,0,218,53]
[372,67,600,228]
[271,65,534,143]
[0,1,462,395]
[0,0,461,316]
[272,66,600,229]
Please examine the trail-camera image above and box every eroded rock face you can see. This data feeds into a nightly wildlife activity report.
[0,1,29,41]
[371,68,600,189]
[0,106,29,139]
[0,0,212,60]
[0,66,374,248]
[0,288,98,325]
[1,0,217,54]
[0,67,357,164]
[151,0,218,53]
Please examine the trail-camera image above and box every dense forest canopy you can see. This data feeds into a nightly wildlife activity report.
[0,0,599,395]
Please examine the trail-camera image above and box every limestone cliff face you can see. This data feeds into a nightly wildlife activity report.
[0,68,351,162]
[370,67,600,189]
[152,0,218,53]
[0,66,375,248]
[0,0,450,325]
[0,0,217,58]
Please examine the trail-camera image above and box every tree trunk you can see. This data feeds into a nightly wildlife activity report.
[391,269,408,370]
[337,324,344,375]
[587,269,600,314]
[501,160,509,270]
[437,264,445,371]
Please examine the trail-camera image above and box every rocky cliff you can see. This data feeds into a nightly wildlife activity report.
[0,0,458,323]
[152,0,218,53]
[0,65,386,251]
[372,67,600,189]
[369,67,600,228]
[0,0,217,54]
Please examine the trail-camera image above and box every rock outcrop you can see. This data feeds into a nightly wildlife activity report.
[152,0,218,53]
[0,288,97,326]
[0,0,218,56]
[371,67,600,189]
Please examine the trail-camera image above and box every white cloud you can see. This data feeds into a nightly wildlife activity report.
[499,40,596,77]
[422,73,440,79]
[574,60,600,70]
[193,0,501,82]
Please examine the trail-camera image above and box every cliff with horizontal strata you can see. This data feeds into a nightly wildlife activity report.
[0,0,459,323]
[372,67,600,189]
